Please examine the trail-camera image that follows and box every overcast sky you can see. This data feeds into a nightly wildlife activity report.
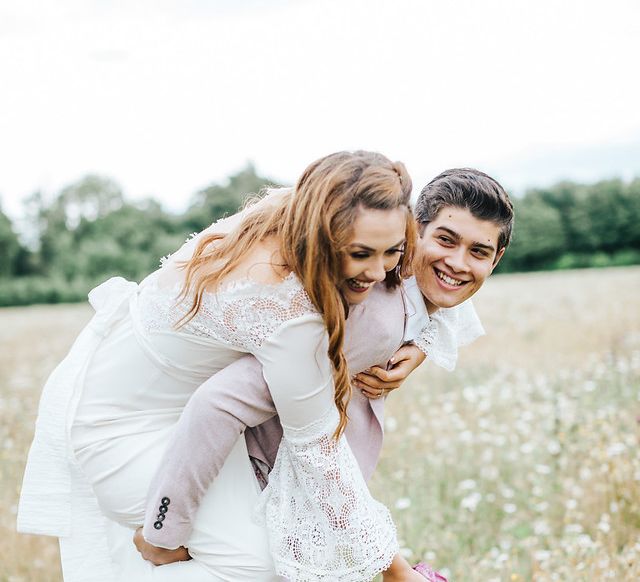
[1,0,639,219]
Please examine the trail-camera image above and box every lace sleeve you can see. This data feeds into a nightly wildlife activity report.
[414,299,485,371]
[254,407,397,582]
[248,309,398,581]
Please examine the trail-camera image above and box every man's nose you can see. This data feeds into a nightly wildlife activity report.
[444,247,470,273]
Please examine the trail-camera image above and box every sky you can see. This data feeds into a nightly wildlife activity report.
[1,0,640,220]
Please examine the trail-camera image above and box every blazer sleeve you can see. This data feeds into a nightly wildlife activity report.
[141,354,275,549]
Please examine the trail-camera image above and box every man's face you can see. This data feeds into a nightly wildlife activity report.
[413,206,505,313]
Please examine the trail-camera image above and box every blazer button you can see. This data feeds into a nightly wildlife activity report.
[156,513,165,522]
[153,521,163,530]
[161,497,171,505]
[158,505,168,514]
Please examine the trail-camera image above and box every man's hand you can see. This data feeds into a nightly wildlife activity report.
[354,344,426,400]
[133,527,192,566]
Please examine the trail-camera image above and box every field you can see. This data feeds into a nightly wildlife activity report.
[1,267,639,581]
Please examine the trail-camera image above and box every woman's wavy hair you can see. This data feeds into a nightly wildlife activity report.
[179,150,415,438]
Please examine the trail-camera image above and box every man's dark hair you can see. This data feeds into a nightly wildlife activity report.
[414,168,514,253]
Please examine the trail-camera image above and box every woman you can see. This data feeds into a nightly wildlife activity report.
[19,151,434,581]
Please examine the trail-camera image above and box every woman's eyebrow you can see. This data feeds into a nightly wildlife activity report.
[348,239,406,252]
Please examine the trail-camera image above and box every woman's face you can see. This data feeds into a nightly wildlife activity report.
[340,206,407,305]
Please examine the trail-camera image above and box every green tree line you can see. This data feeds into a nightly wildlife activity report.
[1,169,639,307]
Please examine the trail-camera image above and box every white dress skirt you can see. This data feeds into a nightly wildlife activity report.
[18,271,398,582]
[70,287,276,581]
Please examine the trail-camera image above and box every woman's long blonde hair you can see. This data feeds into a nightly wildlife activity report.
[180,151,415,437]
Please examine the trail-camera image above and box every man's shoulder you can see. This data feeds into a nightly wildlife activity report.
[346,282,404,325]
[366,281,404,305]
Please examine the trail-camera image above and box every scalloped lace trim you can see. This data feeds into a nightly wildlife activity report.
[414,300,485,372]
[414,315,438,358]
[138,272,318,350]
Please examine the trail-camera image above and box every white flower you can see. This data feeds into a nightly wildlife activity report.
[597,513,611,535]
[606,442,625,457]
[395,497,411,510]
[577,534,593,548]
[460,492,482,511]
[598,520,611,533]
[458,479,477,491]
[503,503,517,514]
[520,442,535,454]
[547,440,561,455]
[534,549,551,562]
[463,386,478,402]
[534,520,551,536]
[500,486,515,499]
[579,467,592,480]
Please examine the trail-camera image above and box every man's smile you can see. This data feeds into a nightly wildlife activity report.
[434,267,468,288]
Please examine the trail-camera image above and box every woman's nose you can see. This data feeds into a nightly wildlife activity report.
[365,258,387,282]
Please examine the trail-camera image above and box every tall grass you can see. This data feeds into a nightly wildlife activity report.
[2,267,639,581]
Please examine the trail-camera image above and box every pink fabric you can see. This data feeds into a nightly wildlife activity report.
[143,283,406,549]
[414,562,448,581]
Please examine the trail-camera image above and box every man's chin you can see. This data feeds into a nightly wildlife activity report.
[429,291,469,311]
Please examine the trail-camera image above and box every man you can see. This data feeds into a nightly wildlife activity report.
[135,168,514,572]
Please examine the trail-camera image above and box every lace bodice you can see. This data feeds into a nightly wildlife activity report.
[138,271,318,350]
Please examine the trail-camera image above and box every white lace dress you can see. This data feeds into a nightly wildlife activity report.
[18,269,397,582]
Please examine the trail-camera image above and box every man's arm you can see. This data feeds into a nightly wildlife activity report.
[141,354,275,551]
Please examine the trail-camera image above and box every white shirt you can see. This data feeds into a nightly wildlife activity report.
[402,275,485,371]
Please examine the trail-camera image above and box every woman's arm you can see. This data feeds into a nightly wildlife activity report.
[253,313,403,581]
[354,343,426,399]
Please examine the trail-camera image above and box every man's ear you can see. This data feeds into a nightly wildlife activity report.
[489,247,506,274]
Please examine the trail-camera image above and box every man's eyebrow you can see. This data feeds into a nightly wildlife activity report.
[348,239,406,252]
[434,226,462,241]
[434,226,496,252]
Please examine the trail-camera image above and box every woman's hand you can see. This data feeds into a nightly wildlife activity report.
[133,527,192,565]
[354,344,426,399]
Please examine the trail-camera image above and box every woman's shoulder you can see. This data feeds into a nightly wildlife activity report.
[200,271,321,350]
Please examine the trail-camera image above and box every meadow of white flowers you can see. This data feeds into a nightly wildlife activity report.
[373,267,640,581]
[2,266,639,581]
